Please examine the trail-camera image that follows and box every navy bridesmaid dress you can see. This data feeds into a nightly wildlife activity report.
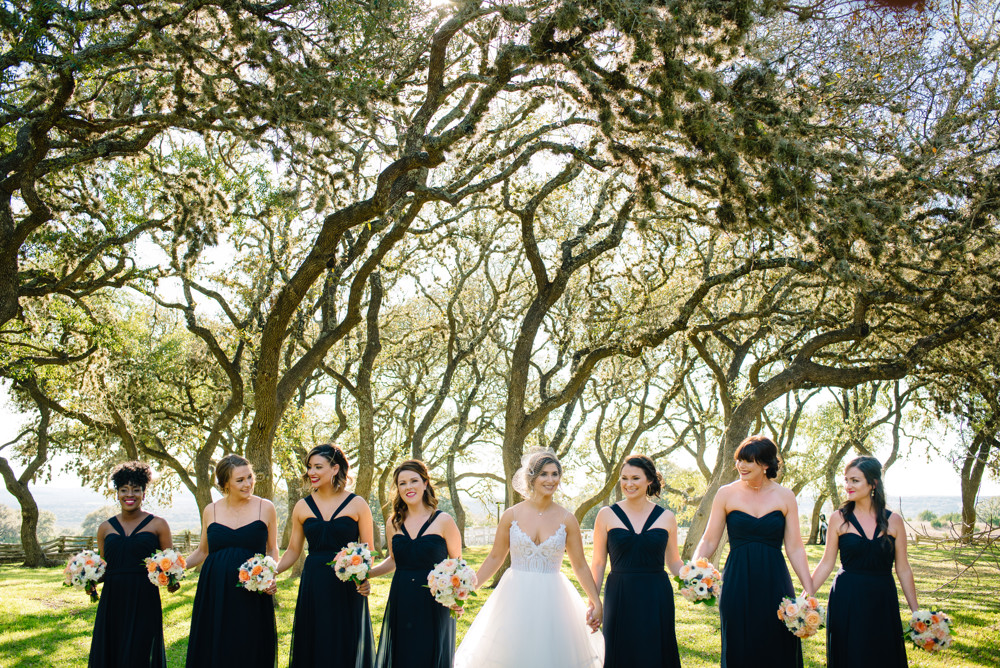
[186,509,277,668]
[88,514,166,668]
[602,504,680,668]
[719,510,803,668]
[290,493,375,668]
[827,510,907,667]
[375,510,455,668]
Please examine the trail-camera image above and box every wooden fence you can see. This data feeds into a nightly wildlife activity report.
[0,531,201,564]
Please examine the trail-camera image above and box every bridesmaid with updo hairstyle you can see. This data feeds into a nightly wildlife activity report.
[694,435,813,668]
[591,454,683,668]
[276,443,376,668]
[369,459,463,668]
[89,461,174,668]
[185,454,279,668]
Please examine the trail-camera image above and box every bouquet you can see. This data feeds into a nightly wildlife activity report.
[237,554,278,593]
[674,558,722,605]
[145,548,187,588]
[777,595,826,638]
[907,609,953,652]
[329,542,373,585]
[426,557,477,618]
[63,550,107,602]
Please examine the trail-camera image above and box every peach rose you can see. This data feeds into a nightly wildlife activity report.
[178,555,186,568]
[806,597,819,609]
[679,564,692,579]
[451,575,462,587]
[805,611,821,628]
[157,572,169,586]
[914,621,928,633]
[159,558,173,571]
[922,639,936,651]
[239,570,250,582]
[784,603,800,618]
[351,555,362,566]
[251,564,263,577]
[695,558,709,569]
[147,561,158,573]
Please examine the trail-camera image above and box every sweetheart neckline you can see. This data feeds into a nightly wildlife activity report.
[208,519,266,531]
[511,520,565,548]
[303,515,357,524]
[729,509,784,520]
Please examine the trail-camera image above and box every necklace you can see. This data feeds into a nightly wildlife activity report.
[745,479,766,492]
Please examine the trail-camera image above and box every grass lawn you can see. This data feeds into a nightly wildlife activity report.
[1,545,997,667]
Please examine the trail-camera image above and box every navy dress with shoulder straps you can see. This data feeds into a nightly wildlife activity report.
[375,510,455,668]
[602,504,680,668]
[290,493,375,668]
[827,509,908,667]
[89,514,166,668]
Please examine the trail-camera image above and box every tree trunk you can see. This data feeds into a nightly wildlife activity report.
[807,493,827,545]
[959,433,994,543]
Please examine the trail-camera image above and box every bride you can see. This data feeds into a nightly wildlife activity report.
[455,450,604,668]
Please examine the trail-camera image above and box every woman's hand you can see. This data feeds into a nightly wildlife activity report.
[450,604,464,618]
[586,600,603,632]
[264,581,278,596]
[356,579,371,597]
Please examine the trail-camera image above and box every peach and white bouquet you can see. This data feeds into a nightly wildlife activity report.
[777,594,826,638]
[144,548,186,588]
[674,558,722,605]
[63,550,106,602]
[329,542,373,585]
[426,557,476,618]
[237,554,278,593]
[907,609,953,652]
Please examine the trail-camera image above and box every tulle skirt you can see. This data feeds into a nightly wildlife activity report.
[455,569,603,668]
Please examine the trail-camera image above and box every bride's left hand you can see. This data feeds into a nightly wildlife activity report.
[586,601,602,632]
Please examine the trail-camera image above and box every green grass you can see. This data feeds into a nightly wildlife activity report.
[1,546,997,667]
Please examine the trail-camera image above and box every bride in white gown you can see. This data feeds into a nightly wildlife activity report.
[455,450,604,668]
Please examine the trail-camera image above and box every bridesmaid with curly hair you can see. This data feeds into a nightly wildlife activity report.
[89,461,175,668]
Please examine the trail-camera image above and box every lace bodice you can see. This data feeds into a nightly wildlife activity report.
[510,521,566,574]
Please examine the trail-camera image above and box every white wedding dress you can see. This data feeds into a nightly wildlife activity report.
[454,521,604,668]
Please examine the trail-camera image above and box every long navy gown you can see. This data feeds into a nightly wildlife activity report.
[290,493,375,668]
[719,510,803,668]
[827,510,908,667]
[89,514,166,668]
[602,504,681,668]
[375,510,455,668]
[186,514,277,668]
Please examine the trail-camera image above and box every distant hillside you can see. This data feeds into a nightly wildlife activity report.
[798,494,995,520]
[0,485,203,532]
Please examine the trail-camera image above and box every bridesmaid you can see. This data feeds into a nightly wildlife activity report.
[591,455,682,668]
[89,461,174,668]
[811,456,916,668]
[370,460,463,668]
[694,435,813,668]
[185,454,279,668]
[276,443,376,668]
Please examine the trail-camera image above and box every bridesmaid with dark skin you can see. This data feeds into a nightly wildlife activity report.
[184,455,279,668]
[591,455,683,668]
[89,461,175,668]
[811,456,917,668]
[694,436,813,668]
[276,443,376,668]
[369,460,463,668]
